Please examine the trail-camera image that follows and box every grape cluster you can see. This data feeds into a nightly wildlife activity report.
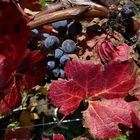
[30,20,82,82]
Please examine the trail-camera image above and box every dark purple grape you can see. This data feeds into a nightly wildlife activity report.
[52,20,68,29]
[59,55,70,65]
[59,69,65,78]
[54,48,64,59]
[44,35,60,49]
[31,29,39,35]
[42,33,50,39]
[61,39,76,53]
[121,3,137,18]
[52,20,68,36]
[67,21,82,36]
[47,61,55,70]
[52,68,60,78]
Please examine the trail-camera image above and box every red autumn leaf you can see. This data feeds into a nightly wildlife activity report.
[98,41,131,63]
[48,60,136,138]
[0,52,47,114]
[0,0,30,87]
[4,128,31,140]
[82,99,132,138]
[0,83,21,114]
[87,32,131,63]
[0,0,47,114]
[49,60,135,116]
[53,133,65,140]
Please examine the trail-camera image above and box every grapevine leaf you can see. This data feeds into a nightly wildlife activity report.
[82,99,132,138]
[49,60,135,116]
[49,79,85,115]
[0,0,47,114]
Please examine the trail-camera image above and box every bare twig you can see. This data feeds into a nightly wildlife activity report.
[28,5,109,28]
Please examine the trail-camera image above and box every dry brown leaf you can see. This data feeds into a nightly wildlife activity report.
[19,110,34,130]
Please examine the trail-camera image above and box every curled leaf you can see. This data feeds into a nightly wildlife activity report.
[87,32,131,63]
[99,41,131,63]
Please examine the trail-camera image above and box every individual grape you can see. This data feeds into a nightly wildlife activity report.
[47,61,55,70]
[67,21,82,36]
[61,39,76,53]
[54,48,64,59]
[52,20,68,36]
[59,55,70,65]
[29,29,41,50]
[44,35,60,49]
[31,29,39,35]
[52,20,68,29]
[59,69,65,78]
[121,3,137,17]
[52,68,60,78]
[42,33,50,39]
